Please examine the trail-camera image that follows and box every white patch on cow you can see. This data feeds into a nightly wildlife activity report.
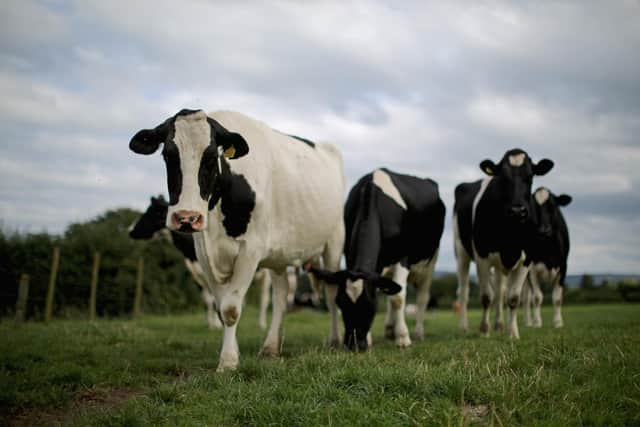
[166,112,211,229]
[534,188,550,205]
[472,177,493,224]
[372,169,407,210]
[508,153,525,167]
[345,278,364,303]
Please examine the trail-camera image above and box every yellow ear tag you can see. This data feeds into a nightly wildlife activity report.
[223,146,236,159]
[485,167,492,174]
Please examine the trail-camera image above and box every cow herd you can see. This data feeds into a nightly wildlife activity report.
[128,109,572,372]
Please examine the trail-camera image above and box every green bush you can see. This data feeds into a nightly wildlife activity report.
[0,208,202,320]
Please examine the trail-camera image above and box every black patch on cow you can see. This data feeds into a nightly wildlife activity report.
[169,230,197,261]
[526,188,571,286]
[206,158,256,238]
[454,180,481,259]
[288,134,316,148]
[129,196,168,239]
[162,139,182,206]
[273,129,316,148]
[328,168,446,349]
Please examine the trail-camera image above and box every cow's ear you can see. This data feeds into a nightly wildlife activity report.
[479,160,497,176]
[373,277,402,295]
[533,159,554,176]
[129,119,170,155]
[555,194,572,206]
[308,267,345,286]
[209,118,249,159]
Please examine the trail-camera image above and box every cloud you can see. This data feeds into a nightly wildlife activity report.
[0,1,639,273]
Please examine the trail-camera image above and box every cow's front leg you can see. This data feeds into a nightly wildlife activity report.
[216,244,261,372]
[388,263,411,348]
[476,259,493,335]
[493,273,507,331]
[260,270,288,358]
[522,277,532,327]
[506,264,530,340]
[552,276,564,328]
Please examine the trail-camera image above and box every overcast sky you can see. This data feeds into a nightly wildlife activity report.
[1,1,639,274]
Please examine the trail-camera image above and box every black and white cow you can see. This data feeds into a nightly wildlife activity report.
[129,195,222,329]
[129,109,345,371]
[453,149,554,339]
[310,168,445,351]
[522,187,572,328]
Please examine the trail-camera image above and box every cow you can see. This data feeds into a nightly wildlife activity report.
[129,109,345,371]
[522,187,572,328]
[453,148,554,339]
[309,168,445,351]
[129,195,222,329]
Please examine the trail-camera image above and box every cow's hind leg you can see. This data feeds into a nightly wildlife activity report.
[257,269,271,330]
[412,253,438,341]
[454,223,471,332]
[260,270,288,358]
[321,222,345,348]
[476,258,493,335]
[530,269,543,328]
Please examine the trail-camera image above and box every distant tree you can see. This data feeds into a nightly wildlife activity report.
[580,274,595,290]
[0,208,202,320]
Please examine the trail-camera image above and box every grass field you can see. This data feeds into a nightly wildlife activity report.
[1,304,639,426]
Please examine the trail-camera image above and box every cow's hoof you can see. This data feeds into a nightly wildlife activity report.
[411,330,424,341]
[259,346,280,359]
[553,320,564,328]
[509,332,520,340]
[395,335,412,348]
[327,337,342,349]
[494,321,504,332]
[479,322,489,335]
[216,359,238,373]
[384,324,395,340]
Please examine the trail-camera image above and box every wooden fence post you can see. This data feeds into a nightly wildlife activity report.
[133,257,144,318]
[15,274,30,325]
[89,252,100,321]
[44,247,60,323]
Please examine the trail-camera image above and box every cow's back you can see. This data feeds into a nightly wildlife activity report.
[344,170,445,271]
[209,111,345,266]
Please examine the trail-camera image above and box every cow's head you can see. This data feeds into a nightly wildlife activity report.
[479,148,554,223]
[308,267,401,351]
[129,109,249,232]
[129,195,169,239]
[530,187,572,237]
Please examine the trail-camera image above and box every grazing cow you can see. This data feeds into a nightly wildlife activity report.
[129,195,222,329]
[453,149,554,339]
[129,109,345,371]
[310,168,445,351]
[522,187,572,328]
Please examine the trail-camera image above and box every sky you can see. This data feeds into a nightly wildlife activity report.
[1,1,639,274]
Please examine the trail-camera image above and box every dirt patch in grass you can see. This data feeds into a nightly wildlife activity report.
[2,387,142,427]
[461,403,490,424]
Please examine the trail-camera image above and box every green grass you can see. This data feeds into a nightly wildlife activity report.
[1,304,639,426]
